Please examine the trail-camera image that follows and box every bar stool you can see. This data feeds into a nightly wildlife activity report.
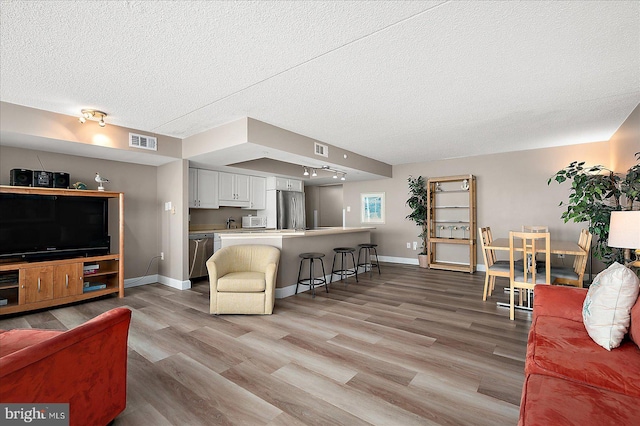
[296,252,328,298]
[357,243,381,278]
[330,247,358,284]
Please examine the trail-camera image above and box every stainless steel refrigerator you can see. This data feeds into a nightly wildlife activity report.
[276,190,306,230]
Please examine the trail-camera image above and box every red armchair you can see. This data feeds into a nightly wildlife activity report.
[0,308,132,426]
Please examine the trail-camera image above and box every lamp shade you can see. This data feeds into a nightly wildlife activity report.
[608,211,640,249]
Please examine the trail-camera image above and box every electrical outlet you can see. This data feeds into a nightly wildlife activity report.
[160,252,164,261]
[406,242,411,249]
[413,241,418,250]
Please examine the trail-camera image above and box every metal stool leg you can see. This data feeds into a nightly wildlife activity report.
[372,247,381,275]
[296,258,304,295]
[321,258,328,292]
[357,246,366,276]
[330,253,338,283]
[309,258,316,298]
[350,251,358,282]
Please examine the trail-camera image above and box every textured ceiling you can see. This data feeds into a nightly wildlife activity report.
[1,1,638,166]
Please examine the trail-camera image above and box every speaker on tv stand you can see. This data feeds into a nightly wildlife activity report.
[33,170,53,188]
[10,169,33,187]
[53,172,70,189]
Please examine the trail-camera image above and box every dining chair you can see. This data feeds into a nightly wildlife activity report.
[522,225,549,266]
[552,229,592,288]
[509,231,552,320]
[479,227,510,300]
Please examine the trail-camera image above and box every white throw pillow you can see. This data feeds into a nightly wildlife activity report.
[582,262,640,350]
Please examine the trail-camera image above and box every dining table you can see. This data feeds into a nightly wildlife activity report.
[485,237,587,312]
[485,238,585,256]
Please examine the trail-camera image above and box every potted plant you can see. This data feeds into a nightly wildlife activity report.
[406,175,429,268]
[548,152,640,265]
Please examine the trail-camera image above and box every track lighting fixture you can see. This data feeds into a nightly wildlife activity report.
[79,109,107,127]
[301,165,346,181]
[321,165,347,181]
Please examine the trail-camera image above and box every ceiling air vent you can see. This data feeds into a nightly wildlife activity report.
[314,142,328,158]
[129,133,157,151]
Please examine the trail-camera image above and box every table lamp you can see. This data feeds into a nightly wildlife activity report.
[607,211,640,267]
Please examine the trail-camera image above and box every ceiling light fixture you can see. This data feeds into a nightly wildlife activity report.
[321,165,346,181]
[79,109,107,127]
[301,165,346,180]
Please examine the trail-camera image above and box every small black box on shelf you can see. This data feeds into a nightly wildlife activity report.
[53,172,70,188]
[33,170,53,188]
[10,169,33,186]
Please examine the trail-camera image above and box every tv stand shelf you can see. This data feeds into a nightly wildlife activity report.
[0,186,124,316]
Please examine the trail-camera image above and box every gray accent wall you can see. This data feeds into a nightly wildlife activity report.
[0,145,160,279]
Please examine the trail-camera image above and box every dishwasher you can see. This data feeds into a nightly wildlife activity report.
[188,232,218,279]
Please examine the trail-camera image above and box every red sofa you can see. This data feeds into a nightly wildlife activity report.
[0,308,132,426]
[519,285,640,425]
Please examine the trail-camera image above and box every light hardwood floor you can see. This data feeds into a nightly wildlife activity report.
[0,263,532,425]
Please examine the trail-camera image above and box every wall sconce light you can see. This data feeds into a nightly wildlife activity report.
[311,168,317,177]
[303,166,309,176]
[79,109,107,127]
[340,173,346,181]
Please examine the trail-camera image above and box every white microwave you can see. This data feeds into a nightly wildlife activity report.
[242,216,267,228]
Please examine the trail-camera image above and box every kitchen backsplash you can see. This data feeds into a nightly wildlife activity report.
[189,206,257,230]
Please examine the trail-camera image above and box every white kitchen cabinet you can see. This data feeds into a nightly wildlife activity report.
[219,172,250,207]
[266,177,303,192]
[189,168,219,209]
[243,176,266,210]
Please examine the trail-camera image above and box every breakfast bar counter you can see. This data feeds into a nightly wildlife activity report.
[219,227,373,297]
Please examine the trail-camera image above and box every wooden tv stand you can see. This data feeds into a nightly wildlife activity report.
[0,186,124,315]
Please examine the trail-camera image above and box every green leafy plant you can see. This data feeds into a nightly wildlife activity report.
[548,152,640,263]
[406,175,429,255]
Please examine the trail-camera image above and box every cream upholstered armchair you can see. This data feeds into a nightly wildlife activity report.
[206,245,280,315]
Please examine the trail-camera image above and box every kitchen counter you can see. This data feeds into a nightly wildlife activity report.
[218,227,374,298]
[217,227,373,238]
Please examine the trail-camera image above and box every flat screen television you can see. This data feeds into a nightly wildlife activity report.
[0,193,110,260]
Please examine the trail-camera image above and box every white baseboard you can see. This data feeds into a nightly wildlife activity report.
[158,275,192,290]
[377,255,418,265]
[124,274,159,288]
[275,285,298,299]
[124,274,191,290]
